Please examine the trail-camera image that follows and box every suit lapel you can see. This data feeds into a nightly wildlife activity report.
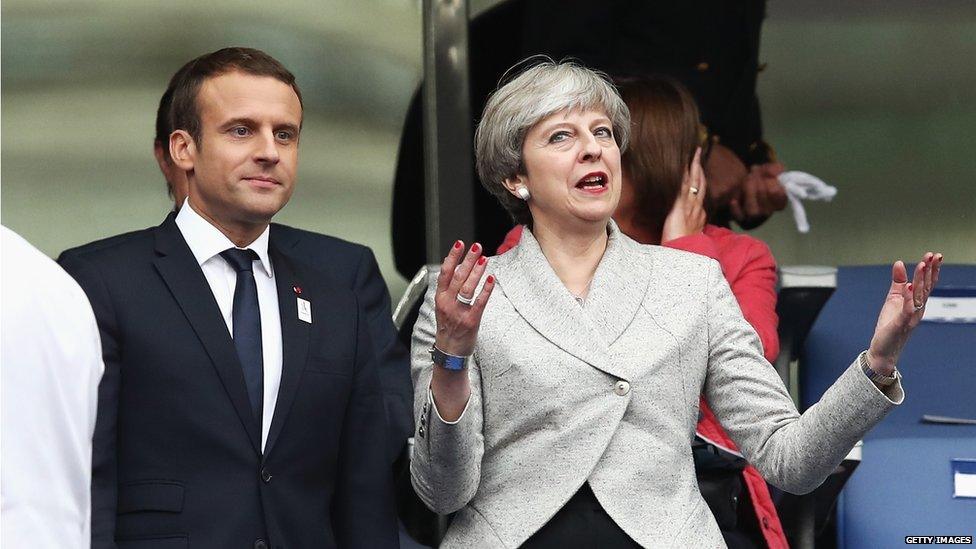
[151,215,262,455]
[494,221,648,381]
[263,243,310,458]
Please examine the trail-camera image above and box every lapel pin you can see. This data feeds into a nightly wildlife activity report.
[293,285,302,295]
[297,296,312,324]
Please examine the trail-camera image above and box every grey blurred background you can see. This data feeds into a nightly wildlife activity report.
[3,0,974,301]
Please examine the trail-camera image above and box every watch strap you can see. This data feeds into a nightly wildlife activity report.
[859,351,899,387]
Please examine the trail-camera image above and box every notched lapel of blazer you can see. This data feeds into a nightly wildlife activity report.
[263,246,310,458]
[151,216,262,455]
[493,224,638,381]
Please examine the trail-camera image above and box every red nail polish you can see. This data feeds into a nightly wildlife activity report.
[477,256,487,266]
[907,284,913,291]
[453,240,462,250]
[471,243,481,253]
[486,275,494,284]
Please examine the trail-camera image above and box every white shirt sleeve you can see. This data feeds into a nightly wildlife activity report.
[1,226,104,549]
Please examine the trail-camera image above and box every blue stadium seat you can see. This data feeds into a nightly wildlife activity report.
[801,264,976,548]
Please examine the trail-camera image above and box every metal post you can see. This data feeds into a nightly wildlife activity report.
[422,0,476,263]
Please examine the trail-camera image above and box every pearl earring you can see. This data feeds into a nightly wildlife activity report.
[516,186,530,201]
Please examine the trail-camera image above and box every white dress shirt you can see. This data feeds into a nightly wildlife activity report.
[175,199,283,451]
[1,226,104,549]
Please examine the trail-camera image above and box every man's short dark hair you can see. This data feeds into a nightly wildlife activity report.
[166,47,303,153]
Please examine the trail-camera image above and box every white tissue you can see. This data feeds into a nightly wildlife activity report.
[778,170,838,233]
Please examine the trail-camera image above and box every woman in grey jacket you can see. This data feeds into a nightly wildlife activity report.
[409,60,942,548]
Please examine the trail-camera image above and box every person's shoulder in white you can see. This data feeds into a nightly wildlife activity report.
[1,225,104,549]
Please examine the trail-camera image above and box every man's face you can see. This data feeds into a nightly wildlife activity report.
[177,71,302,230]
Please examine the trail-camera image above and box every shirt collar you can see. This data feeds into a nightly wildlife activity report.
[175,198,274,278]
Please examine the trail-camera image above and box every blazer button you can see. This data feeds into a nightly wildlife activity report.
[260,467,272,484]
[613,380,630,396]
[254,539,268,549]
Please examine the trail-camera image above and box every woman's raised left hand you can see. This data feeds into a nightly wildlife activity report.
[866,252,943,375]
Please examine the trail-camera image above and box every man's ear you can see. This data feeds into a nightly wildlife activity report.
[502,175,526,199]
[169,130,196,172]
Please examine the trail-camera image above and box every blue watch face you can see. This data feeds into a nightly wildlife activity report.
[442,355,466,371]
[430,347,467,370]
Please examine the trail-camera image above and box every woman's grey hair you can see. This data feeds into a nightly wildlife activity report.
[474,59,631,226]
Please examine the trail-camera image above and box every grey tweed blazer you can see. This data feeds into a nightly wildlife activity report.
[410,222,902,548]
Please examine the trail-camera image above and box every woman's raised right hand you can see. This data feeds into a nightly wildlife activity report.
[433,241,496,357]
[662,147,708,242]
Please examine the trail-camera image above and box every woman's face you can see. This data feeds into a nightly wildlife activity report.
[514,108,622,232]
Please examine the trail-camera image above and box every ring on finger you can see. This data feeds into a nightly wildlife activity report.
[456,293,476,306]
[689,187,700,195]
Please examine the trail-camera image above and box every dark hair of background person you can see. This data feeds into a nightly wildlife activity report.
[168,47,304,154]
[615,76,703,240]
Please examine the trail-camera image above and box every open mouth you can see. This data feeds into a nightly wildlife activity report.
[575,172,608,192]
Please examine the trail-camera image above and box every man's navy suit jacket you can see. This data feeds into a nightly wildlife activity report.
[59,214,404,549]
[271,222,414,460]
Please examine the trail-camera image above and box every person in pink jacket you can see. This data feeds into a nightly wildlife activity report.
[497,76,785,548]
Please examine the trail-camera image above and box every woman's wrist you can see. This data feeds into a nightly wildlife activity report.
[430,368,471,422]
[865,349,897,376]
[434,333,474,357]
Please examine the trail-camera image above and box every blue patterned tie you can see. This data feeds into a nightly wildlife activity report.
[220,248,263,421]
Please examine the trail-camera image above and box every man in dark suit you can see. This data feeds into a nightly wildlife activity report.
[153,61,413,468]
[61,47,399,548]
